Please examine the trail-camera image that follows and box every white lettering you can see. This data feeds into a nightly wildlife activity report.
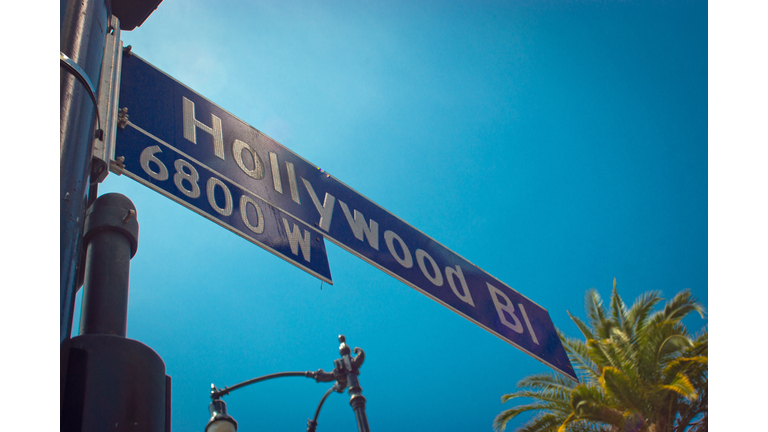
[339,201,379,250]
[517,302,539,345]
[240,195,265,234]
[206,177,233,216]
[445,265,475,307]
[282,218,311,262]
[487,283,523,334]
[139,145,169,181]
[182,97,224,160]
[415,249,442,286]
[384,230,412,268]
[286,161,300,204]
[269,152,283,194]
[233,139,265,180]
[173,159,201,199]
[302,178,335,231]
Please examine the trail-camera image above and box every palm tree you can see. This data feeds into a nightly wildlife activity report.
[494,279,707,432]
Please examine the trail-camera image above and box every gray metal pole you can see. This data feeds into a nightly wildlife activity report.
[78,193,139,337]
[61,193,171,432]
[339,336,371,432]
[60,0,111,343]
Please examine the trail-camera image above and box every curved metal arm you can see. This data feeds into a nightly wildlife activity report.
[211,371,316,399]
[207,336,369,432]
[306,384,338,432]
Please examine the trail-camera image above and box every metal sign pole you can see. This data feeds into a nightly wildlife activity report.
[60,0,165,344]
[61,193,172,432]
[338,336,371,432]
[60,0,112,343]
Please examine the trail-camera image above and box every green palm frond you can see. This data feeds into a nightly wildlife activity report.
[517,372,579,392]
[609,281,628,333]
[637,321,690,381]
[658,372,698,401]
[564,420,614,432]
[657,335,694,360]
[648,289,705,327]
[606,327,639,381]
[559,332,600,379]
[501,388,571,406]
[608,327,632,353]
[686,331,708,358]
[568,384,612,415]
[587,338,626,373]
[662,356,707,383]
[565,384,627,429]
[624,290,663,337]
[585,289,612,339]
[568,311,597,341]
[494,403,567,431]
[599,366,644,412]
[694,330,708,345]
[679,335,708,387]
[494,284,706,432]
[515,413,562,432]
[557,411,578,432]
[585,338,613,372]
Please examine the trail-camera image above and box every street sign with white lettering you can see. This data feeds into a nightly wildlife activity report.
[113,93,333,285]
[116,53,576,381]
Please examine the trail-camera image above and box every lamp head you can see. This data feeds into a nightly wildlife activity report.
[206,399,238,432]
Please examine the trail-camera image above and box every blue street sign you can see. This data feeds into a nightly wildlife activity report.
[113,92,333,284]
[117,53,576,381]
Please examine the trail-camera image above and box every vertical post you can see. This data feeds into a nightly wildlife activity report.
[78,193,139,337]
[61,193,171,432]
[339,336,371,432]
[347,372,371,432]
[60,0,111,343]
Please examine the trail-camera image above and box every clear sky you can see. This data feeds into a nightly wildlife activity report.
[66,1,709,431]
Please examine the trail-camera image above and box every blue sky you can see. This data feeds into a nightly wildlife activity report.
[49,0,716,431]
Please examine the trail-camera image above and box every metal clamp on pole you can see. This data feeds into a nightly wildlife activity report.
[60,52,103,141]
[91,15,124,184]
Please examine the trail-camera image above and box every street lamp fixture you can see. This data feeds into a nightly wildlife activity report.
[206,399,238,432]
[205,335,370,432]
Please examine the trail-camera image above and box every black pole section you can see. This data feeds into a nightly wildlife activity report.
[60,0,111,343]
[339,336,371,432]
[79,193,139,336]
[347,373,371,432]
[61,193,171,432]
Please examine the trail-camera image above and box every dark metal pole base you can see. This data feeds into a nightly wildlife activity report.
[61,334,171,432]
